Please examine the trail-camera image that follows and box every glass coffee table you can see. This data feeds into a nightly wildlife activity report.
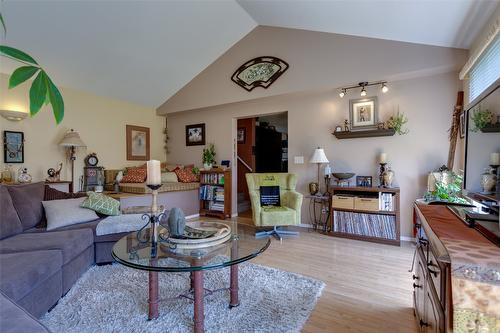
[112,221,270,333]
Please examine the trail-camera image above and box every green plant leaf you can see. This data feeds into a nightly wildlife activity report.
[8,66,39,88]
[0,13,6,35]
[45,75,64,124]
[0,45,38,65]
[29,71,47,116]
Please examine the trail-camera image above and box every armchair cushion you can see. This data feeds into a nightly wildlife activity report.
[261,206,296,226]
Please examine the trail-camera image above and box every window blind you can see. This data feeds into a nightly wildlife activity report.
[469,35,500,102]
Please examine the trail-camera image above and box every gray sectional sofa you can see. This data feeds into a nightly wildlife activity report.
[0,182,128,332]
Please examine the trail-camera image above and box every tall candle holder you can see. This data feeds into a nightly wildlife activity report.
[137,184,166,257]
[379,163,387,187]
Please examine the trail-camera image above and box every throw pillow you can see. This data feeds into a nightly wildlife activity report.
[0,185,23,239]
[121,168,147,183]
[6,182,46,230]
[161,172,178,183]
[260,186,281,206]
[81,192,121,216]
[43,197,99,231]
[174,168,198,183]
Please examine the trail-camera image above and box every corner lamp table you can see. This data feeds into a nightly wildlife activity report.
[111,222,270,333]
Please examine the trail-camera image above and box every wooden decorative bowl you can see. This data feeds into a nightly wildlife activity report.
[164,221,231,249]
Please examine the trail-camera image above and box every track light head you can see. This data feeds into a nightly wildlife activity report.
[360,87,367,96]
[381,83,388,93]
[339,89,345,98]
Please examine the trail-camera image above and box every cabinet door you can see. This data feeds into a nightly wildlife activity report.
[424,284,444,333]
[413,248,426,330]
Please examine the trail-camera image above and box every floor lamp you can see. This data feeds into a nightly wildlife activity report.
[309,147,329,195]
[59,129,86,193]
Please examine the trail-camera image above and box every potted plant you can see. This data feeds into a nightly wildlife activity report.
[470,106,494,132]
[202,144,216,170]
[424,167,469,205]
[385,111,409,135]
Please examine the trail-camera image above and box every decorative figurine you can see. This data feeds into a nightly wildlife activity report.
[46,162,62,182]
[167,207,186,238]
[343,119,350,132]
[17,167,32,183]
[382,167,395,188]
[481,168,496,194]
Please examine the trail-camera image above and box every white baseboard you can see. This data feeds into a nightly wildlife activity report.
[232,213,238,218]
[401,236,416,242]
[185,214,200,220]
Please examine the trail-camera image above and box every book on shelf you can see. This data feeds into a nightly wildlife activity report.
[378,192,394,211]
[201,172,225,184]
[333,211,396,240]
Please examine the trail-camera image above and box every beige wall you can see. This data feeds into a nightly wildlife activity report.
[0,73,165,188]
[166,71,462,238]
[158,26,467,114]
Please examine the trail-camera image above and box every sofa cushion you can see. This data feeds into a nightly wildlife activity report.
[174,167,198,183]
[0,291,51,333]
[0,185,23,240]
[44,185,86,201]
[161,171,178,183]
[6,182,45,230]
[121,167,147,183]
[0,250,62,302]
[42,197,99,231]
[80,192,120,216]
[0,228,93,265]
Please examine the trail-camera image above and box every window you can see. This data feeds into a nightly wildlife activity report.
[469,35,500,102]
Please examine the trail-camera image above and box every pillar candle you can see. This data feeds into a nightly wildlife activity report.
[379,153,387,164]
[490,153,500,166]
[146,160,161,185]
[324,164,331,176]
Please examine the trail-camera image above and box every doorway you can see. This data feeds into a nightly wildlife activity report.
[236,112,288,217]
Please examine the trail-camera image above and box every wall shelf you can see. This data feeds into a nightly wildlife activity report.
[480,124,500,133]
[332,128,395,139]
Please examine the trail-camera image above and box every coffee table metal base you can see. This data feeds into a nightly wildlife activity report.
[147,265,239,333]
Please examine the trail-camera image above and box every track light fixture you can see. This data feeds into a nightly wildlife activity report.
[338,81,388,98]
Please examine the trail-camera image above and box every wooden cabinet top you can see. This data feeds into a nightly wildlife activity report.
[331,186,400,193]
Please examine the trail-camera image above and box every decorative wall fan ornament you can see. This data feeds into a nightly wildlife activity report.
[231,56,289,92]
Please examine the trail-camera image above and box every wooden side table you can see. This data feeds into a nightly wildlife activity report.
[305,194,331,233]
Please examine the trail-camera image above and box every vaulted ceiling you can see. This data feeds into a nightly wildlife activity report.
[0,0,496,108]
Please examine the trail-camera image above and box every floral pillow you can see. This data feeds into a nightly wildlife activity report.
[174,168,198,183]
[121,168,147,183]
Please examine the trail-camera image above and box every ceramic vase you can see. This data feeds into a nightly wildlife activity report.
[481,170,496,194]
[17,168,32,183]
[203,163,212,170]
[167,207,186,238]
[382,168,395,188]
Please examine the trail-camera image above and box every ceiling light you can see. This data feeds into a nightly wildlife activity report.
[360,87,367,96]
[381,83,388,93]
[0,110,28,121]
[339,89,345,98]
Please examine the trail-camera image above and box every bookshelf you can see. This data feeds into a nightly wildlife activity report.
[330,186,400,246]
[199,169,231,219]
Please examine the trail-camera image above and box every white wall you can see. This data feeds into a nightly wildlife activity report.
[0,73,165,188]
[166,71,462,238]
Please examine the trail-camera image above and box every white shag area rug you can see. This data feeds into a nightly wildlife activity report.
[41,263,324,333]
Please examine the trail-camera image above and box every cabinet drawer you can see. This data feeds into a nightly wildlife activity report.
[332,195,354,209]
[354,197,379,212]
[427,249,443,306]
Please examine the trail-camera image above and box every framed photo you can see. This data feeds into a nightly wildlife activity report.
[3,131,24,163]
[186,123,206,146]
[126,125,150,161]
[356,176,373,187]
[459,112,465,139]
[237,127,246,144]
[349,97,378,130]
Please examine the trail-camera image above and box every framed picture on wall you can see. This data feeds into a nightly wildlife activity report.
[349,96,378,130]
[185,123,206,146]
[237,127,246,144]
[459,112,465,139]
[3,131,24,163]
[126,125,150,160]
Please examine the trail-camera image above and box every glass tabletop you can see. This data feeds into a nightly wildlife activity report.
[112,221,270,272]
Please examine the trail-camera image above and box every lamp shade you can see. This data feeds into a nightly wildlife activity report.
[309,148,329,164]
[59,129,86,147]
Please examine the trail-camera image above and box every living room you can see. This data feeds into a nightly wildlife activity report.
[1,1,499,333]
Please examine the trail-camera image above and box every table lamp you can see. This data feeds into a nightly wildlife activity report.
[309,147,329,195]
[59,129,86,193]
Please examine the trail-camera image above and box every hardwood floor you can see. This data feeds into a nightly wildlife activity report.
[232,216,419,333]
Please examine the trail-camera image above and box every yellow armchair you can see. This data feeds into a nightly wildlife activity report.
[245,173,303,240]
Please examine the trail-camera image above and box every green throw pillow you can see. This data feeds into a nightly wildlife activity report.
[81,192,120,216]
